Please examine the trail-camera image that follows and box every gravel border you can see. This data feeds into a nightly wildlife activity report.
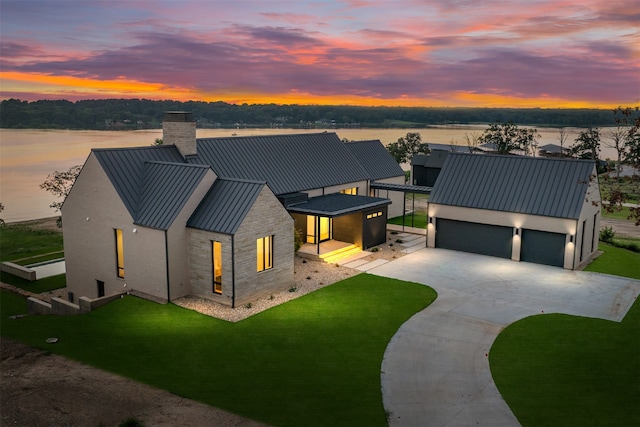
[173,232,409,322]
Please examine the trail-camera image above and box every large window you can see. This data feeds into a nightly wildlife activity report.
[115,229,125,278]
[212,241,222,294]
[257,235,273,272]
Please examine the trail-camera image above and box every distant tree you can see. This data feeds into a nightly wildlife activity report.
[569,127,601,161]
[153,138,163,146]
[606,126,629,180]
[386,132,430,164]
[557,127,569,157]
[478,121,539,155]
[40,165,82,227]
[463,132,481,154]
[0,202,4,226]
[605,106,640,225]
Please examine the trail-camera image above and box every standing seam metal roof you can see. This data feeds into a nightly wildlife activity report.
[429,153,596,219]
[194,133,372,195]
[343,140,404,180]
[93,145,185,218]
[135,162,211,230]
[187,179,265,234]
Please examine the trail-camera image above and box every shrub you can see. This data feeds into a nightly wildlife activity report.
[599,226,615,243]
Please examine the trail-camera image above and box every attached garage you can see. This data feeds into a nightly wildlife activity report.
[435,218,512,259]
[520,229,565,267]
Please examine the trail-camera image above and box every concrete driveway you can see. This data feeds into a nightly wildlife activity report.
[368,247,640,427]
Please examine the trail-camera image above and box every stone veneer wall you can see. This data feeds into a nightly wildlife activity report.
[188,229,234,306]
[187,186,294,307]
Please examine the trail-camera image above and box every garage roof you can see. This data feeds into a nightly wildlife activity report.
[430,153,597,219]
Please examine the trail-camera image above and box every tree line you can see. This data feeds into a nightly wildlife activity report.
[0,98,623,130]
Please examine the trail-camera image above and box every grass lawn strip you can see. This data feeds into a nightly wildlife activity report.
[0,223,63,264]
[0,274,436,427]
[490,243,640,426]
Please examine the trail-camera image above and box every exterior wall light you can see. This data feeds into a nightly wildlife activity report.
[569,234,574,243]
[515,228,519,236]
[429,217,434,224]
[132,228,137,233]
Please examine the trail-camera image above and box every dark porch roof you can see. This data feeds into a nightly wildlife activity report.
[286,193,390,217]
[370,182,432,194]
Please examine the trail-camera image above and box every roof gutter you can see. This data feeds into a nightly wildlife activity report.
[165,230,171,302]
[231,234,236,308]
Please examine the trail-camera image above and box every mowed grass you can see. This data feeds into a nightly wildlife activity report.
[0,274,436,427]
[0,271,66,293]
[0,222,63,264]
[490,243,640,426]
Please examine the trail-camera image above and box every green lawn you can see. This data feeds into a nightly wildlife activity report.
[490,243,640,426]
[0,271,66,293]
[388,213,427,229]
[601,206,633,220]
[0,274,436,427]
[0,223,63,264]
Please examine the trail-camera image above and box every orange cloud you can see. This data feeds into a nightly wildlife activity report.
[0,71,194,99]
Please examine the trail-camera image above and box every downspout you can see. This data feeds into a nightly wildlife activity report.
[231,235,236,308]
[572,219,578,270]
[164,230,171,302]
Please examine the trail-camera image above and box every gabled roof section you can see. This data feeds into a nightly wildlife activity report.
[430,153,597,219]
[135,162,211,230]
[411,149,449,168]
[187,179,265,234]
[93,145,185,218]
[194,133,371,195]
[343,140,404,180]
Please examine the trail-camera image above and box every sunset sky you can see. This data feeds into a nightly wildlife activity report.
[1,0,638,108]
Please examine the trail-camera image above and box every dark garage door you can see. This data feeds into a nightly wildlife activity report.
[520,229,565,267]
[435,218,512,259]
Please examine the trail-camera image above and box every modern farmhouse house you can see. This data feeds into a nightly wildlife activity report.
[427,153,601,269]
[62,112,405,307]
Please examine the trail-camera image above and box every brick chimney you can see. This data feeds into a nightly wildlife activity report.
[163,111,196,157]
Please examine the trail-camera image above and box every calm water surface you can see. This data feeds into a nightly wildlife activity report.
[0,126,602,222]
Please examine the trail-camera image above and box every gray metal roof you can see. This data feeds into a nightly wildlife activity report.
[194,133,371,195]
[538,144,569,154]
[412,149,449,168]
[93,145,185,218]
[187,179,265,234]
[344,140,404,180]
[135,162,210,230]
[430,153,597,219]
[287,193,390,217]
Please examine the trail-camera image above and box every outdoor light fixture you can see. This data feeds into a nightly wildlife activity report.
[429,217,433,224]
[570,235,574,243]
[132,228,137,233]
[515,228,519,236]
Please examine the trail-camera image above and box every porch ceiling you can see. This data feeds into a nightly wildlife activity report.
[286,193,390,217]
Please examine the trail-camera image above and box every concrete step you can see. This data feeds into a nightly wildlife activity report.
[322,245,363,264]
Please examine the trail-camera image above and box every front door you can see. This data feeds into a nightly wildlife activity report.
[306,216,332,243]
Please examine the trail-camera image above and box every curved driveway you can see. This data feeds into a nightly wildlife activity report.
[368,248,640,427]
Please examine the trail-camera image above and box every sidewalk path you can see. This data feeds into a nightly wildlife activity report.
[370,248,640,427]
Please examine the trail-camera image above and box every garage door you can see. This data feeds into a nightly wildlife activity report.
[520,229,565,267]
[435,218,512,259]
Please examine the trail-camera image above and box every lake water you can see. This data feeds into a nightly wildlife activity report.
[0,126,612,222]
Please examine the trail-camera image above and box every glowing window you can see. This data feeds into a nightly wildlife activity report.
[340,187,358,195]
[212,241,222,294]
[115,229,125,278]
[257,235,273,272]
[366,211,382,219]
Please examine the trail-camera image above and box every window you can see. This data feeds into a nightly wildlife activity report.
[257,235,273,272]
[340,187,358,195]
[366,211,383,219]
[212,241,222,294]
[115,229,125,278]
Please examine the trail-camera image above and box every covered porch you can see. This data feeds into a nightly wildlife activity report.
[287,193,391,263]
